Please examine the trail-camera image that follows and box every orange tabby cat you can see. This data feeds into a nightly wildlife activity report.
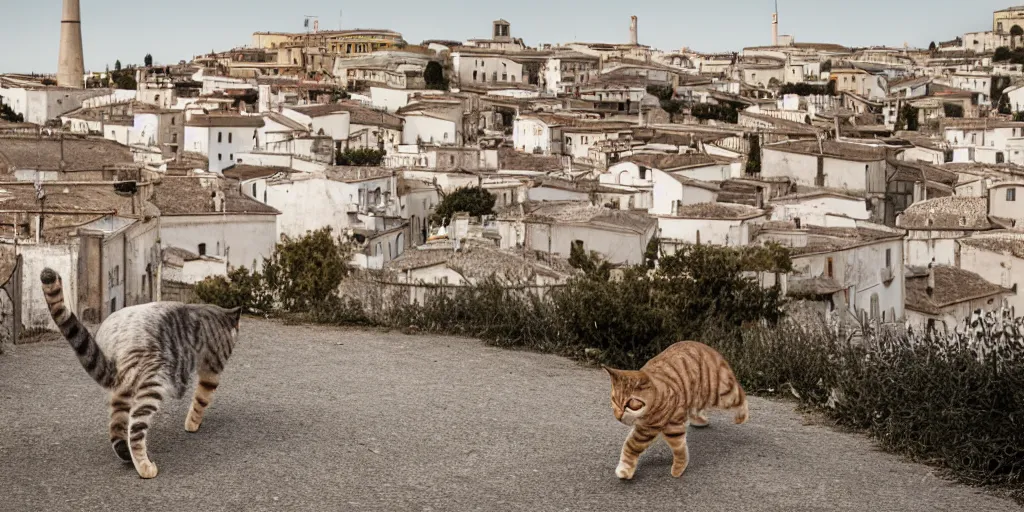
[603,341,748,480]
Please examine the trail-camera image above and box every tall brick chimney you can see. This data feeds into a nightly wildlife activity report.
[772,0,779,46]
[630,16,638,46]
[57,0,85,88]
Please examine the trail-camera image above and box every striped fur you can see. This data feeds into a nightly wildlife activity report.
[40,268,242,479]
[603,341,748,480]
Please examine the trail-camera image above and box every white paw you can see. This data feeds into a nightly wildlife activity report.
[615,463,635,480]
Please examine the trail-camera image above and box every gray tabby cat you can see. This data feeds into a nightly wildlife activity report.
[40,268,242,479]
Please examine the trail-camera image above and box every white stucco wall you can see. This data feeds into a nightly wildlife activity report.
[160,215,277,272]
[21,243,79,330]
[770,196,871,223]
[513,118,552,154]
[525,223,652,266]
[371,87,414,113]
[990,184,1024,222]
[905,231,960,267]
[657,217,750,247]
[403,116,457,145]
[959,243,1023,314]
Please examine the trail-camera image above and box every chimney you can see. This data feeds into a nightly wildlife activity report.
[57,0,85,89]
[772,0,779,47]
[926,259,935,297]
[629,16,638,46]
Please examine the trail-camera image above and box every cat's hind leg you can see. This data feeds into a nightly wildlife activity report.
[128,375,165,479]
[689,409,710,428]
[663,426,689,478]
[108,388,133,462]
[185,370,220,433]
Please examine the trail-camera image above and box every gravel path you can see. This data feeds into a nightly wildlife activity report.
[0,319,1018,512]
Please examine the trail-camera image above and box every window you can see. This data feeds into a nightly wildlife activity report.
[218,153,222,161]
[110,298,117,313]
[198,243,207,256]
[252,183,257,197]
[473,70,478,81]
[885,249,892,268]
[230,154,234,161]
[826,257,834,278]
[229,133,233,143]
[141,276,146,295]
[1009,188,1018,201]
[216,241,220,256]
[172,133,177,143]
[638,166,647,180]
[170,117,175,126]
[218,132,223,143]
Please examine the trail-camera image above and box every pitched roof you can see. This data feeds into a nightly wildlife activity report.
[149,177,279,216]
[385,239,568,282]
[788,276,845,299]
[896,196,990,230]
[672,202,765,220]
[287,104,353,118]
[959,233,1024,260]
[221,165,291,181]
[335,103,403,129]
[0,137,133,172]
[186,115,265,128]
[263,112,308,131]
[498,148,563,172]
[0,182,139,214]
[514,201,656,234]
[763,140,887,162]
[905,265,1010,315]
[325,166,394,183]
[622,153,721,170]
[887,160,958,186]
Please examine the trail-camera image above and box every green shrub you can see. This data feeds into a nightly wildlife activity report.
[431,187,496,225]
[336,148,386,166]
[262,227,353,313]
[194,266,273,314]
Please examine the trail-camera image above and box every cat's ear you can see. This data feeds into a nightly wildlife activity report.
[226,307,242,328]
[602,366,621,381]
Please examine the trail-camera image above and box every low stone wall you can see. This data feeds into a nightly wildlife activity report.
[161,280,197,304]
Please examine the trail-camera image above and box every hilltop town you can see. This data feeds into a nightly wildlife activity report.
[1,3,1023,339]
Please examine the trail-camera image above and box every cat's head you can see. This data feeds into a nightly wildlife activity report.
[603,366,654,426]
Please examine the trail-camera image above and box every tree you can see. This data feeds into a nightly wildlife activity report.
[0,98,24,123]
[820,60,832,73]
[424,61,448,91]
[1014,112,1024,122]
[691,103,738,123]
[897,104,919,131]
[114,60,122,71]
[994,46,1012,62]
[336,148,386,166]
[260,227,353,312]
[646,84,674,102]
[112,70,137,90]
[943,103,964,118]
[144,54,153,67]
[569,243,612,281]
[431,186,496,225]
[746,134,762,174]
[928,41,937,51]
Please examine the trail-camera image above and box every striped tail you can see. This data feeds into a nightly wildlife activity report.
[40,269,117,389]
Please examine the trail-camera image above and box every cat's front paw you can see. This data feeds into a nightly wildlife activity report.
[670,464,687,478]
[615,463,635,480]
[184,415,202,433]
[135,460,159,479]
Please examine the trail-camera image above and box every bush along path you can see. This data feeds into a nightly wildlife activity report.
[195,230,1024,503]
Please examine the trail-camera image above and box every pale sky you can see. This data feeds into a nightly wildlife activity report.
[0,0,1013,73]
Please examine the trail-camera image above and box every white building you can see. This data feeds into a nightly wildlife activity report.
[958,232,1024,315]
[896,196,993,266]
[281,104,353,152]
[150,176,280,272]
[656,203,767,250]
[184,115,265,174]
[757,220,907,324]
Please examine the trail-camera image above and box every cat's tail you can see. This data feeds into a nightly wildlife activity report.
[40,269,117,389]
